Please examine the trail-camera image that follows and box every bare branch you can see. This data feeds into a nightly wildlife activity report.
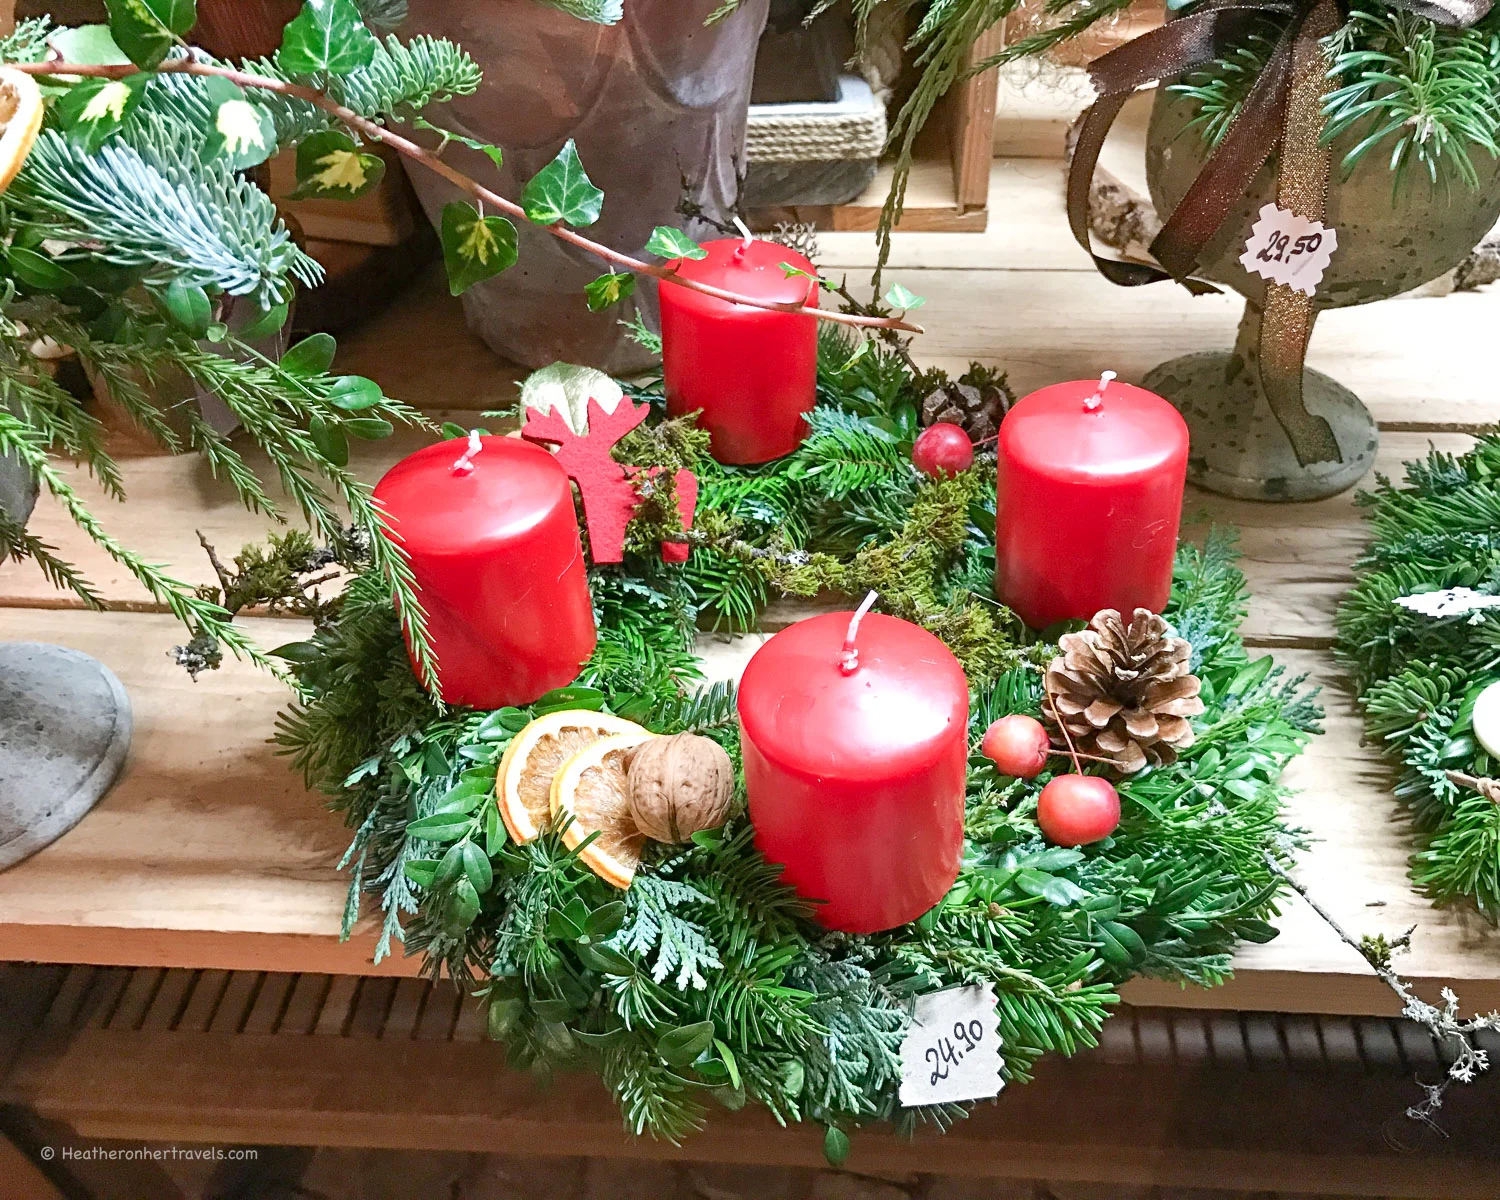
[13,59,926,337]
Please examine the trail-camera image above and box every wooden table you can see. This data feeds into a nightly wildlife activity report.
[2,157,1499,1026]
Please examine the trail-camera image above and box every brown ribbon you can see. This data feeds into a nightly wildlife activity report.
[1066,0,1346,464]
[1257,0,1344,465]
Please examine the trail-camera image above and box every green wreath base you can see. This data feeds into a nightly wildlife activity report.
[274,334,1319,1152]
[1337,431,1500,919]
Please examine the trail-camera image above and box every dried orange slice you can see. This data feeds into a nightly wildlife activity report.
[551,731,655,889]
[496,709,649,844]
[0,68,42,196]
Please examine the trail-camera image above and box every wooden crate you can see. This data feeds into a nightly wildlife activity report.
[749,23,1004,233]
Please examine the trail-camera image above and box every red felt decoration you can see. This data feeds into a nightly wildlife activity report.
[661,469,698,564]
[521,397,698,565]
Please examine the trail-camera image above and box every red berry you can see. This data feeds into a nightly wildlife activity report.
[980,714,1051,779]
[911,423,974,478]
[1036,775,1121,846]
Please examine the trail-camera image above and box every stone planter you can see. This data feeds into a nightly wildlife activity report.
[0,424,131,872]
[1142,88,1500,499]
[402,0,770,372]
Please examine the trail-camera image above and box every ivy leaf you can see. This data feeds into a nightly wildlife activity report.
[883,282,926,311]
[408,115,504,168]
[584,271,634,312]
[198,77,277,170]
[281,332,337,376]
[521,139,603,227]
[48,24,132,66]
[153,278,212,337]
[54,76,146,154]
[289,130,387,201]
[277,0,378,75]
[104,0,196,70]
[440,202,519,296]
[645,225,707,261]
[326,375,382,411]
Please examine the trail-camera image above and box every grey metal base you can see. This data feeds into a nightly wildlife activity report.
[1144,348,1379,503]
[0,642,131,871]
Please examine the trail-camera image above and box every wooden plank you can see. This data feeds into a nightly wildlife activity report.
[3,614,1500,1014]
[1127,648,1500,1016]
[952,22,1006,210]
[139,968,195,1033]
[0,418,1467,651]
[6,1029,1499,1197]
[749,150,985,234]
[0,1137,66,1200]
[177,969,229,1033]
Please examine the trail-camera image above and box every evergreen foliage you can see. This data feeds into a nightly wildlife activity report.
[1172,0,1500,192]
[1336,432,1500,918]
[0,12,486,676]
[274,337,1317,1147]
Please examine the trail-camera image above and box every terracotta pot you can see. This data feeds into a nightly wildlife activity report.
[402,0,771,372]
[1139,87,1500,500]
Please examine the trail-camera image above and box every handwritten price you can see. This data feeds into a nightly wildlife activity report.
[1254,230,1322,275]
[923,1018,987,1085]
[1238,204,1338,297]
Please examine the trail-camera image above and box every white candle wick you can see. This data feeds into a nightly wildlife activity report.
[452,429,483,475]
[1085,369,1116,412]
[839,590,879,675]
[733,215,754,253]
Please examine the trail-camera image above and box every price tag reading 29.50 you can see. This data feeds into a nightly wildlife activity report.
[898,984,1004,1106]
[1238,203,1338,297]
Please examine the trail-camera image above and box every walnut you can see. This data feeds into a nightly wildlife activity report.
[626,733,734,843]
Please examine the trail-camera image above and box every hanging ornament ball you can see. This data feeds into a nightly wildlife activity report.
[980,714,1051,779]
[626,732,735,843]
[1036,775,1120,847]
[1473,680,1500,759]
[911,423,974,478]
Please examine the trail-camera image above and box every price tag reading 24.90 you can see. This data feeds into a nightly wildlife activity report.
[1238,203,1339,297]
[898,983,1004,1106]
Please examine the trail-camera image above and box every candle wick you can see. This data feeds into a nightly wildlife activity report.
[839,590,879,675]
[732,215,754,257]
[1085,370,1116,413]
[452,429,483,475]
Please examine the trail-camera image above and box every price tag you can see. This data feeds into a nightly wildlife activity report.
[898,984,1003,1107]
[1238,203,1338,296]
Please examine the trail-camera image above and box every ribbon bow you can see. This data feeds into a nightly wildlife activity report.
[1067,0,1488,466]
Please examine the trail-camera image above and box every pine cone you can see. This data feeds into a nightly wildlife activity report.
[1043,608,1205,775]
[920,368,1013,443]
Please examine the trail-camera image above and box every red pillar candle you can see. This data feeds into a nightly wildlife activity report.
[659,235,819,464]
[737,604,968,933]
[374,434,596,709]
[995,373,1188,630]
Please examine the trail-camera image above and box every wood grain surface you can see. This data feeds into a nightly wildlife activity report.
[1,154,1498,1019]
